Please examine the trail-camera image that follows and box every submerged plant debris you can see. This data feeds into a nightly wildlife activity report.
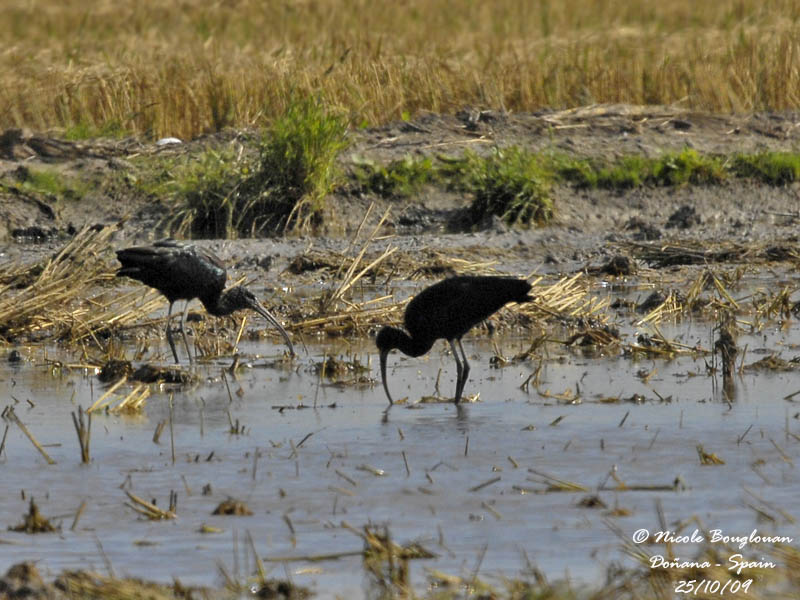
[212,499,253,516]
[9,499,57,534]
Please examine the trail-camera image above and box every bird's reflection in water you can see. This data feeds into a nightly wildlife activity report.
[381,401,469,430]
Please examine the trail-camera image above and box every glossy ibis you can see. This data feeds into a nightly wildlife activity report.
[116,239,294,363]
[376,275,533,404]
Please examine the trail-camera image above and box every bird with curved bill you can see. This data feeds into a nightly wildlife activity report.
[116,239,294,364]
[376,275,533,404]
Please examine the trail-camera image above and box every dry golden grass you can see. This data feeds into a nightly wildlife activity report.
[2,0,799,139]
[0,222,167,347]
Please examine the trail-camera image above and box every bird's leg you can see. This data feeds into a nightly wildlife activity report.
[165,302,180,364]
[449,339,464,403]
[180,300,194,365]
[456,338,470,402]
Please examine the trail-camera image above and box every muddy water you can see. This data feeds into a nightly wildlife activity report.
[0,307,799,598]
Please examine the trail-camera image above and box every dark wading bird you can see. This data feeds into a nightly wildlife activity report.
[376,275,533,404]
[116,239,294,364]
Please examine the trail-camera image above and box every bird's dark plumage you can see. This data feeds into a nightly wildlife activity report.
[376,275,532,404]
[116,239,293,363]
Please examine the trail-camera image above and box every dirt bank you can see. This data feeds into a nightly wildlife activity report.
[1,104,799,273]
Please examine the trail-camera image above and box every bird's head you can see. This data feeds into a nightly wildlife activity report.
[222,286,295,356]
[375,326,401,354]
[376,326,405,405]
[222,286,260,311]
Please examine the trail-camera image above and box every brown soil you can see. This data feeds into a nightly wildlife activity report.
[1,104,799,274]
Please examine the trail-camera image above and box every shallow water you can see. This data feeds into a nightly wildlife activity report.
[1,302,799,598]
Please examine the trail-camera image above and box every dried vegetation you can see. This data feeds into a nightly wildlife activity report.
[3,1,800,139]
[2,214,799,387]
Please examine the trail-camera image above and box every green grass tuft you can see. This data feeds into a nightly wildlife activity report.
[353,155,436,198]
[548,154,598,189]
[595,156,653,189]
[1,167,90,201]
[731,151,800,185]
[24,169,74,197]
[163,95,349,238]
[550,149,726,189]
[165,148,249,238]
[460,147,554,227]
[250,95,349,232]
[651,148,726,185]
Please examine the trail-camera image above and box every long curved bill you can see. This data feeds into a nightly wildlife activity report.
[252,300,295,356]
[380,349,393,405]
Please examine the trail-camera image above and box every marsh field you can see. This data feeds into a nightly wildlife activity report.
[3,1,800,599]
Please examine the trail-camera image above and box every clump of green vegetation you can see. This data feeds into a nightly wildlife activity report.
[731,151,800,185]
[352,155,436,198]
[549,149,726,189]
[164,147,250,238]
[651,148,726,185]
[458,147,554,227]
[250,95,349,231]
[22,169,77,198]
[165,95,349,237]
[1,166,89,201]
[547,154,599,188]
[594,156,655,189]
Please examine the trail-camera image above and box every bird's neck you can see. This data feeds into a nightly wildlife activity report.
[390,327,434,358]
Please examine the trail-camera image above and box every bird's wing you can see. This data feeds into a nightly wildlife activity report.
[116,241,226,301]
[149,239,224,270]
[405,276,530,340]
[404,277,474,336]
[152,239,226,271]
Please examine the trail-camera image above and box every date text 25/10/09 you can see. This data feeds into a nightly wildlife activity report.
[674,579,752,595]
